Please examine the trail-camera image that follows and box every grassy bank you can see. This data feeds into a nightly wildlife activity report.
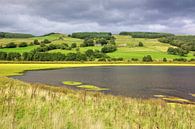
[0,77,194,129]
[1,63,195,76]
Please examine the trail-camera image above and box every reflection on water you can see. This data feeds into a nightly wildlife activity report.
[12,66,195,101]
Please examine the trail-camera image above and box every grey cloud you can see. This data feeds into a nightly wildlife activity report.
[0,0,195,35]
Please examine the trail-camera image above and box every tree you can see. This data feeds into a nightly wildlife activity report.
[5,42,17,48]
[101,45,117,53]
[18,42,28,47]
[143,55,153,62]
[138,42,144,47]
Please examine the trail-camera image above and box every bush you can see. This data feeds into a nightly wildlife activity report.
[33,39,40,45]
[131,58,139,61]
[110,58,124,61]
[42,39,51,44]
[190,58,195,62]
[5,42,17,48]
[71,43,77,48]
[96,38,108,46]
[163,58,167,62]
[143,55,153,62]
[85,49,94,57]
[173,58,187,62]
[101,45,117,53]
[83,39,94,47]
[167,47,189,56]
[6,52,21,60]
[98,58,107,62]
[0,52,7,60]
[138,42,144,47]
[18,42,28,47]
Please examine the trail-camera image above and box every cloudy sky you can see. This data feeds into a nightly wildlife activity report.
[0,0,195,35]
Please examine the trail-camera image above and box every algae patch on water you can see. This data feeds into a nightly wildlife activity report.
[190,93,195,97]
[63,81,82,86]
[154,94,195,104]
[62,81,109,91]
[77,85,109,91]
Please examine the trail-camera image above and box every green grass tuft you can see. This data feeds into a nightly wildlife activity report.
[63,81,83,86]
[77,85,109,91]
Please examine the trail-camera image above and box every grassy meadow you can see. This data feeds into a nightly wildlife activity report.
[1,33,195,61]
[0,77,194,129]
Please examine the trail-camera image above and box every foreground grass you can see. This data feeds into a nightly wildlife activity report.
[0,77,194,129]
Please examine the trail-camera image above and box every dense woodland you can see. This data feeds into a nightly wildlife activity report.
[119,32,174,38]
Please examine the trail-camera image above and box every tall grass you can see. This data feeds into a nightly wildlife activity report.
[0,77,194,129]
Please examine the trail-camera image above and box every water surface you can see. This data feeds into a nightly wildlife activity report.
[12,66,195,101]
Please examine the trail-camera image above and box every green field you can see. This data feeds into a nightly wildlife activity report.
[0,33,195,61]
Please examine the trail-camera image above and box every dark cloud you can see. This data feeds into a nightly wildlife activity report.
[0,0,195,35]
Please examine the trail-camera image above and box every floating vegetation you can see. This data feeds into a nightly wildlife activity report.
[77,85,109,91]
[190,93,195,97]
[62,81,82,86]
[154,95,195,104]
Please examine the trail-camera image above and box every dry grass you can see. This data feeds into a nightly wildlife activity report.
[0,77,194,129]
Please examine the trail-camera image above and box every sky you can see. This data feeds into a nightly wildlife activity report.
[0,0,195,35]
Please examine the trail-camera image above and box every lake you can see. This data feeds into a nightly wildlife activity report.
[12,66,195,101]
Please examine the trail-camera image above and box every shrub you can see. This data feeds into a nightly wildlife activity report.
[131,58,139,61]
[42,39,51,44]
[71,43,77,48]
[138,42,144,47]
[83,39,94,47]
[101,45,117,53]
[167,47,189,56]
[173,58,187,62]
[163,58,167,62]
[6,52,21,60]
[33,39,40,45]
[18,42,28,47]
[5,42,17,48]
[85,49,94,57]
[0,52,7,60]
[143,55,153,62]
[96,38,108,46]
[98,58,107,62]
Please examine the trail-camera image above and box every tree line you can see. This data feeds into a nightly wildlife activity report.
[159,36,195,51]
[0,32,34,38]
[71,32,113,40]
[119,32,174,38]
[0,39,52,48]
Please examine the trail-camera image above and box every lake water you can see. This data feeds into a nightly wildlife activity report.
[12,66,195,101]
